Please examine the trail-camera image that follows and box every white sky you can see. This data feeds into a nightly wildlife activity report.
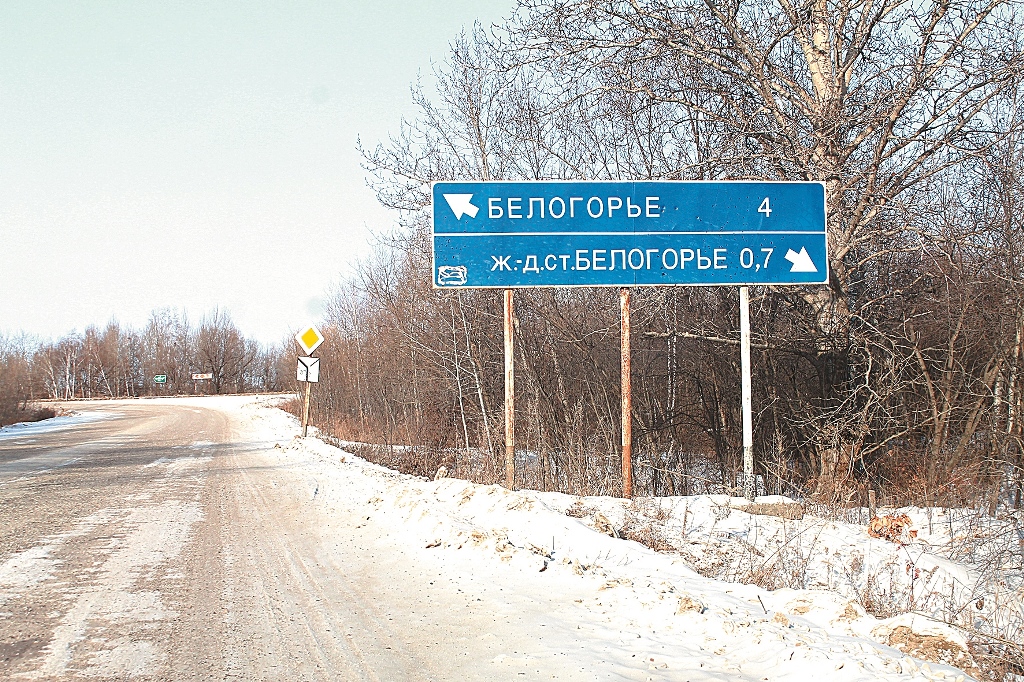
[0,1,512,345]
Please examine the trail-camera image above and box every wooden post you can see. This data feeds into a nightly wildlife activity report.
[301,381,312,437]
[503,289,515,490]
[740,286,755,501]
[868,489,877,520]
[620,288,633,499]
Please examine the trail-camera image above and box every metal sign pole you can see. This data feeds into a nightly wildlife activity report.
[302,381,312,437]
[620,288,633,498]
[740,286,755,500]
[503,289,516,490]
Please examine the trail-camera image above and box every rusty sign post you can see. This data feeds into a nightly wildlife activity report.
[503,289,516,490]
[620,288,633,498]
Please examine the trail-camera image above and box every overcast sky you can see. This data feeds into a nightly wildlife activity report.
[0,1,512,345]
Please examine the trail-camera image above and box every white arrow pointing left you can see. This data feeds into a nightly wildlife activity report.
[784,247,818,273]
[443,194,479,220]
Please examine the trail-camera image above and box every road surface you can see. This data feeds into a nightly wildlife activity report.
[0,398,600,681]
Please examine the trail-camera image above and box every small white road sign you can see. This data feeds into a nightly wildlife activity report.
[295,326,324,355]
[296,356,320,383]
[191,373,213,380]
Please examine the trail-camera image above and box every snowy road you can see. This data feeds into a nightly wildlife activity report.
[0,399,569,680]
[0,398,654,680]
[0,397,978,681]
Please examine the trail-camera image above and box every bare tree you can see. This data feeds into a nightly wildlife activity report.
[496,0,1024,497]
[195,308,257,394]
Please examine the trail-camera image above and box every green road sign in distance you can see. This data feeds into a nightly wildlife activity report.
[154,375,167,384]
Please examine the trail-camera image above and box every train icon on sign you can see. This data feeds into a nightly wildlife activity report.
[437,265,468,286]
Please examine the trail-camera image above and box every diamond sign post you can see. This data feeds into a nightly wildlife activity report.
[295,326,325,437]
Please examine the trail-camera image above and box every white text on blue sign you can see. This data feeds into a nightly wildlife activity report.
[432,181,828,288]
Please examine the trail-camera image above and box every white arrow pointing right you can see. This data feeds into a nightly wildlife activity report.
[784,247,818,273]
[443,193,479,220]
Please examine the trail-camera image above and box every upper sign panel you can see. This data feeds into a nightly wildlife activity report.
[432,181,828,288]
[295,326,324,355]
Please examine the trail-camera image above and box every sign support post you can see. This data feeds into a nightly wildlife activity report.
[295,326,325,439]
[302,381,312,437]
[620,288,633,498]
[296,356,320,436]
[503,289,515,490]
[740,286,755,500]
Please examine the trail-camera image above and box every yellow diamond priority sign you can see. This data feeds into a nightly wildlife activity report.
[295,325,324,355]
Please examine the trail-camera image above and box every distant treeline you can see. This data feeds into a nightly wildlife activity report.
[0,308,288,425]
[301,0,1024,510]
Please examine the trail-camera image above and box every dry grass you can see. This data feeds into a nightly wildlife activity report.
[0,403,57,428]
[740,502,805,520]
[619,499,676,551]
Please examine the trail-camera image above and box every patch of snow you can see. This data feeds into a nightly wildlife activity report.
[0,509,119,612]
[0,546,60,609]
[32,500,202,679]
[0,411,115,440]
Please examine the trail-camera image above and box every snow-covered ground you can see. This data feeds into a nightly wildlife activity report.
[230,395,1021,681]
[0,410,114,441]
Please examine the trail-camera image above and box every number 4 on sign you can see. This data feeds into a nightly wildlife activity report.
[758,197,772,217]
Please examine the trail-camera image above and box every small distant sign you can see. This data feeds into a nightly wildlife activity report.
[295,326,324,355]
[296,356,320,383]
[154,375,167,384]
[191,373,213,380]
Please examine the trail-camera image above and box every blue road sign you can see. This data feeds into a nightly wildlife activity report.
[432,181,828,288]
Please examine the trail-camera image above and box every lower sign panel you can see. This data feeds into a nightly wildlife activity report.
[434,232,827,287]
[297,356,320,383]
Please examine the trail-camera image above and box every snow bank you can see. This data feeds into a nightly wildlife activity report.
[230,395,991,681]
